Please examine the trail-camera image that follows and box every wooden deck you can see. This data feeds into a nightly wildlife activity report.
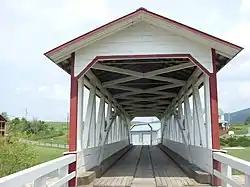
[90,145,211,187]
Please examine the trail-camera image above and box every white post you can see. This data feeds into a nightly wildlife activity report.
[33,177,46,187]
[111,116,119,142]
[184,94,192,145]
[58,165,68,187]
[192,94,198,146]
[178,101,184,143]
[193,85,206,147]
[77,77,84,151]
[203,74,212,149]
[221,163,232,187]
[83,80,96,148]
[107,102,112,143]
[245,175,250,187]
[90,89,96,147]
[96,96,105,145]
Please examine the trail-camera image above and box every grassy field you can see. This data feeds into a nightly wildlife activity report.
[228,124,250,135]
[226,147,250,162]
[35,121,69,144]
[225,147,250,174]
[33,146,67,165]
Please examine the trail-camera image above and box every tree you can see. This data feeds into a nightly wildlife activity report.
[0,136,36,177]
[245,116,250,125]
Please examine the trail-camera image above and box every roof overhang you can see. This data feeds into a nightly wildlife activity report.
[44,7,243,73]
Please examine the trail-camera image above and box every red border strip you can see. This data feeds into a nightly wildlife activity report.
[44,8,242,56]
[76,54,211,79]
[68,53,78,186]
[210,48,221,186]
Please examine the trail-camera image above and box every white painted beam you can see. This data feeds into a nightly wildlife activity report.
[77,77,84,151]
[92,63,143,77]
[103,76,140,87]
[144,62,195,77]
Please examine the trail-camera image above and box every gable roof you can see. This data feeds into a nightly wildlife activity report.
[44,7,243,71]
[0,115,7,122]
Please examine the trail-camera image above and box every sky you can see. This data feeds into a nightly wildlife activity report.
[1,0,250,121]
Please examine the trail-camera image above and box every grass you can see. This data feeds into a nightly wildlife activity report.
[38,135,68,144]
[229,124,250,135]
[33,146,67,165]
[224,147,250,175]
[226,147,250,162]
[31,121,69,145]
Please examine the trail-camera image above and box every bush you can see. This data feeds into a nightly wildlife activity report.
[227,137,239,147]
[220,137,228,146]
[0,136,37,177]
[237,136,250,147]
[221,136,250,147]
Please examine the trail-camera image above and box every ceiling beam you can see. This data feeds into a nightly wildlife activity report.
[143,62,195,77]
[92,63,143,77]
[103,76,140,87]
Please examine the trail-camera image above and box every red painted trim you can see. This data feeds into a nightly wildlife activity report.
[210,48,221,186]
[76,54,211,79]
[68,53,78,186]
[44,8,243,57]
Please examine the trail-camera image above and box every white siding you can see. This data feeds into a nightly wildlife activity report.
[77,139,128,173]
[75,21,212,76]
[162,138,213,173]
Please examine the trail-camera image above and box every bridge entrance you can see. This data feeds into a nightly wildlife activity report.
[0,7,243,187]
[43,7,243,187]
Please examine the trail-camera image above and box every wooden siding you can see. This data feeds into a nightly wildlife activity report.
[75,22,212,77]
[162,138,213,174]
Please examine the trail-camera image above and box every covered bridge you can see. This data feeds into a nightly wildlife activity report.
[1,7,248,187]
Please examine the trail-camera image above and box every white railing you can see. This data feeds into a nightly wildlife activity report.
[0,154,76,187]
[213,152,250,187]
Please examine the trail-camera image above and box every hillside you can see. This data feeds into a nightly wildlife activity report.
[224,108,250,124]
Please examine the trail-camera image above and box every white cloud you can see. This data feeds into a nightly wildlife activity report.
[38,85,48,92]
[240,0,250,12]
[218,18,250,112]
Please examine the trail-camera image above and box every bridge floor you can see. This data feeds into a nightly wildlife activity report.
[92,145,211,187]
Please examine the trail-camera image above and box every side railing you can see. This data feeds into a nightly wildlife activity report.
[0,154,76,187]
[213,152,250,187]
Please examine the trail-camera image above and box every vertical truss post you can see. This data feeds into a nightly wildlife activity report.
[177,101,184,143]
[112,114,117,142]
[96,96,105,145]
[89,81,97,147]
[161,116,167,143]
[97,112,117,164]
[193,85,206,147]
[77,77,84,151]
[106,102,112,144]
[184,93,192,145]
[83,80,96,148]
[204,74,212,149]
[192,94,198,146]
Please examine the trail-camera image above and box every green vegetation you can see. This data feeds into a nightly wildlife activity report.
[225,147,250,175]
[0,116,68,177]
[228,124,250,135]
[0,136,36,177]
[220,136,250,147]
[33,146,67,165]
[226,147,250,162]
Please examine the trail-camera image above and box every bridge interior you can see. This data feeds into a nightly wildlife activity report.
[93,145,206,187]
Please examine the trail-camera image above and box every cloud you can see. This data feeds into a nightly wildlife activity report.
[38,86,48,92]
[218,18,250,112]
[240,0,250,12]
